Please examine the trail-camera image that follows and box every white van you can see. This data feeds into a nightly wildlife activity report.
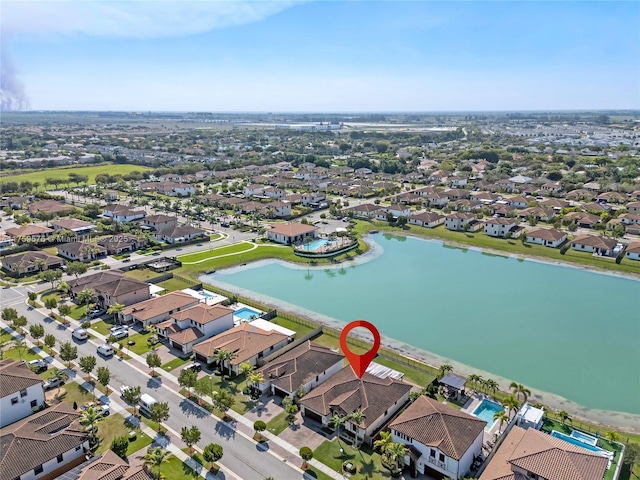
[138,393,158,417]
[97,344,114,357]
[72,328,88,341]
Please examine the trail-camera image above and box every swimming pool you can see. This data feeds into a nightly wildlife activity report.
[300,238,335,251]
[570,430,598,446]
[471,399,504,429]
[234,306,262,320]
[551,431,610,456]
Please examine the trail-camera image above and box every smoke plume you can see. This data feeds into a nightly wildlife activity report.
[1,40,30,111]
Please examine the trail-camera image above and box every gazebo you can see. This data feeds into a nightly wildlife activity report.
[439,374,467,398]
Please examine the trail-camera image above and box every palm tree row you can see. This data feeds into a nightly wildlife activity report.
[328,409,367,448]
[374,431,407,474]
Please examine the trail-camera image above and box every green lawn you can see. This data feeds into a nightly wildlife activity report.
[266,411,291,436]
[161,356,191,372]
[58,381,94,407]
[94,413,152,457]
[314,438,392,479]
[125,330,156,356]
[0,164,152,186]
[156,277,194,293]
[271,316,318,339]
[91,319,115,336]
[353,221,640,276]
[177,242,256,263]
[161,455,200,479]
[125,268,163,281]
[191,373,258,415]
[3,346,41,363]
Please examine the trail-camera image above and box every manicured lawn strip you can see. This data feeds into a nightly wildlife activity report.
[353,221,640,276]
[161,455,200,479]
[59,382,94,407]
[125,331,155,356]
[266,411,290,436]
[124,268,165,281]
[0,164,151,186]
[177,242,255,263]
[161,356,191,372]
[69,304,88,321]
[91,319,114,336]
[4,346,41,362]
[156,277,194,293]
[313,438,392,479]
[94,413,152,456]
[271,315,317,339]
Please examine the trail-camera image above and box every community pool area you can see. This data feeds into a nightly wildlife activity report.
[300,238,336,251]
[234,306,263,321]
[472,399,504,429]
[551,430,613,461]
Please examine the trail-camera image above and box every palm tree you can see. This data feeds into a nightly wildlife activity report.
[328,413,347,447]
[468,374,482,393]
[503,395,521,418]
[51,368,68,396]
[107,303,125,325]
[493,410,510,432]
[76,289,96,308]
[509,382,531,404]
[484,379,499,398]
[139,446,170,480]
[14,338,26,361]
[214,348,237,379]
[438,363,453,379]
[557,410,572,425]
[79,406,103,445]
[349,409,367,448]
[374,431,394,459]
[249,371,264,393]
[386,442,407,474]
[240,362,253,390]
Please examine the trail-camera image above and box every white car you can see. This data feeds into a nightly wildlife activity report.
[109,325,127,334]
[97,344,114,357]
[72,328,88,341]
[111,328,128,340]
[120,385,131,397]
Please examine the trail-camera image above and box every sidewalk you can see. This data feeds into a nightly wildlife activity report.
[31,302,346,480]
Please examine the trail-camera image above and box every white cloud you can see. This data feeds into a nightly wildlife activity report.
[2,1,303,38]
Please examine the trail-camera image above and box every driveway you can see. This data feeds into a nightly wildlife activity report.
[244,395,284,424]
[279,412,335,450]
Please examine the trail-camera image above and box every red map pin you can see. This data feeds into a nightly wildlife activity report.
[340,320,381,379]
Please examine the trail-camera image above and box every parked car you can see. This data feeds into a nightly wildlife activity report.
[43,376,65,390]
[109,325,127,334]
[28,359,48,373]
[97,344,114,357]
[183,362,202,373]
[112,329,128,340]
[72,328,88,341]
[90,308,107,319]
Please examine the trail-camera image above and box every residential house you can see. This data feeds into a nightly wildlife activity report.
[617,213,640,227]
[0,402,90,480]
[348,204,381,219]
[581,202,608,213]
[540,182,563,194]
[69,271,151,308]
[496,179,516,192]
[2,251,64,275]
[570,234,618,256]
[255,341,344,397]
[263,187,286,200]
[267,223,319,245]
[390,396,486,479]
[382,204,411,219]
[299,366,412,445]
[470,192,501,204]
[103,190,119,202]
[596,191,627,204]
[192,323,292,373]
[525,228,567,248]
[120,291,200,326]
[27,200,72,216]
[625,242,640,261]
[626,201,640,214]
[0,196,30,210]
[301,192,327,207]
[449,175,468,188]
[479,426,608,480]
[0,234,14,251]
[507,195,529,208]
[517,207,555,222]
[154,225,207,244]
[5,225,54,243]
[484,218,520,238]
[264,201,291,218]
[539,198,570,210]
[0,359,45,428]
[409,212,445,228]
[509,175,532,185]
[51,218,95,235]
[157,182,195,197]
[102,205,145,223]
[444,189,470,201]
[75,449,155,480]
[244,184,264,197]
[445,213,480,232]
[142,214,177,231]
[564,212,600,229]
[157,304,235,355]
[566,189,593,201]
[423,191,450,208]
[97,234,143,255]
[57,242,107,262]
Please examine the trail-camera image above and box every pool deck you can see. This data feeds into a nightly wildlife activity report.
[461,394,504,445]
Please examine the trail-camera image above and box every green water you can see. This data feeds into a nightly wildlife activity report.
[207,233,640,415]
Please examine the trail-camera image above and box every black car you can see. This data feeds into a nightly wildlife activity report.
[28,359,48,374]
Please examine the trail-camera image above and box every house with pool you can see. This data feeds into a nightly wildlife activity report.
[479,426,608,480]
[267,222,319,245]
[389,396,486,479]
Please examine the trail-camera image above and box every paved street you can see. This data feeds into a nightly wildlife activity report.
[1,294,309,480]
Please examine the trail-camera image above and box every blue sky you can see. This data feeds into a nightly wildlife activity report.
[2,1,639,111]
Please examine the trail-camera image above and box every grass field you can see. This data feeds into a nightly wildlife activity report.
[176,242,257,263]
[0,164,152,186]
[94,413,153,457]
[353,221,640,276]
[314,438,391,479]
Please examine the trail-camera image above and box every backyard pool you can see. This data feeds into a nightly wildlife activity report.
[551,431,612,459]
[300,238,336,251]
[234,306,262,320]
[472,399,504,429]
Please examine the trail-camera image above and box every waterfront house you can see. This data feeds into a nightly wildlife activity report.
[267,223,319,245]
[409,212,445,228]
[390,396,486,479]
[299,366,412,445]
[479,426,608,480]
[69,271,151,308]
[192,323,292,373]
[0,402,90,480]
[0,359,45,428]
[255,341,344,397]
[564,212,600,229]
[120,291,200,326]
[1,251,64,275]
[349,204,382,219]
[445,213,480,232]
[570,234,618,256]
[624,242,640,261]
[157,304,235,355]
[525,228,567,248]
[484,218,520,238]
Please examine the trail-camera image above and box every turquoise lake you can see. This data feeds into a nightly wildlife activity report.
[206,233,640,415]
